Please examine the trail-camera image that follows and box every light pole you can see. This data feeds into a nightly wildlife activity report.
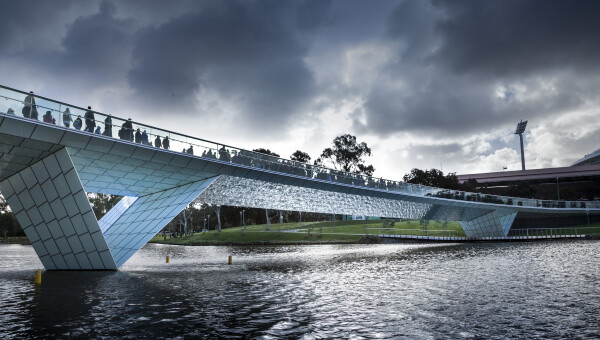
[207,215,210,231]
[1,210,6,242]
[515,120,528,171]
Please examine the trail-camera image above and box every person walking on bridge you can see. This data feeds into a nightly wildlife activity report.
[162,136,170,150]
[103,115,113,137]
[43,111,53,124]
[73,116,82,130]
[22,91,38,120]
[141,130,149,145]
[120,118,134,141]
[63,108,72,128]
[135,128,142,143]
[154,135,162,148]
[84,106,96,133]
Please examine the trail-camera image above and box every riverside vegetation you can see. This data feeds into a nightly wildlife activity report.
[149,219,467,245]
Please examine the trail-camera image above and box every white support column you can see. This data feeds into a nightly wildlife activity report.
[0,148,116,270]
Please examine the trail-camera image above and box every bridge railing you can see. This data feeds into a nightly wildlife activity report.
[508,226,600,237]
[365,227,466,238]
[1,85,599,210]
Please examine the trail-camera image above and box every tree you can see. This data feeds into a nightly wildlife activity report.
[253,148,280,158]
[178,207,193,238]
[315,134,375,176]
[88,193,122,219]
[290,150,311,163]
[212,205,222,232]
[403,168,461,190]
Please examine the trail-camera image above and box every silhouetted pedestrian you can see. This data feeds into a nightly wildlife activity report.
[43,111,53,123]
[219,146,231,162]
[103,115,113,137]
[141,130,149,145]
[154,135,162,148]
[63,108,72,127]
[84,106,95,133]
[22,91,38,119]
[135,128,142,143]
[73,116,82,130]
[120,118,134,141]
[187,146,194,155]
[162,136,170,150]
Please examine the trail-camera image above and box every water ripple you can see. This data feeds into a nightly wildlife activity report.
[1,241,599,338]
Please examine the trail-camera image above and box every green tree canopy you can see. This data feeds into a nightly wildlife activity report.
[290,150,311,163]
[253,148,280,158]
[403,168,460,190]
[315,134,375,176]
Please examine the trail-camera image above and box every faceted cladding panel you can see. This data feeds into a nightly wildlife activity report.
[0,131,64,181]
[198,176,519,238]
[460,210,517,238]
[67,146,222,197]
[98,196,138,234]
[197,175,432,219]
[0,148,116,270]
[102,177,217,267]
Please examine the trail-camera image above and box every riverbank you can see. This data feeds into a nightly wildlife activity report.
[148,220,466,246]
[0,236,29,245]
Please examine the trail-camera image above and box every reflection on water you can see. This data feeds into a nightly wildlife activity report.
[1,241,599,338]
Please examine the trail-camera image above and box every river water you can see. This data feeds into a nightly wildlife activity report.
[0,241,599,339]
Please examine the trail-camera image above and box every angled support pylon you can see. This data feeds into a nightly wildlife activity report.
[0,148,116,269]
[0,147,218,270]
[100,179,217,267]
[460,210,517,238]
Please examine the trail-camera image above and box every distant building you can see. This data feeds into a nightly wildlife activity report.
[572,148,600,166]
[457,148,600,201]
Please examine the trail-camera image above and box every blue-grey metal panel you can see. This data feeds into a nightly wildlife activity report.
[0,148,117,270]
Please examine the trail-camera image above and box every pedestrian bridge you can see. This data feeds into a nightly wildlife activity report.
[0,85,598,270]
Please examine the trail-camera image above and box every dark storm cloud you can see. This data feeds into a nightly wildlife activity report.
[0,0,131,88]
[0,0,76,56]
[356,0,600,137]
[359,70,589,136]
[58,1,133,83]
[128,0,332,127]
[431,0,600,77]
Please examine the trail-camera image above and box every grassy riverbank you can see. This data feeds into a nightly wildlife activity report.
[0,236,30,245]
[149,219,466,245]
[4,221,598,247]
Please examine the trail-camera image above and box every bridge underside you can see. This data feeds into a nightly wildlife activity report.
[0,114,595,270]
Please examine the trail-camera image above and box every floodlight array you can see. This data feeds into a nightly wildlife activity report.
[515,120,528,134]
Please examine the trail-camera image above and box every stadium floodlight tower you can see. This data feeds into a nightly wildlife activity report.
[515,120,528,171]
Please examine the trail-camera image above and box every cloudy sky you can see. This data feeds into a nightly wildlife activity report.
[1,0,598,180]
